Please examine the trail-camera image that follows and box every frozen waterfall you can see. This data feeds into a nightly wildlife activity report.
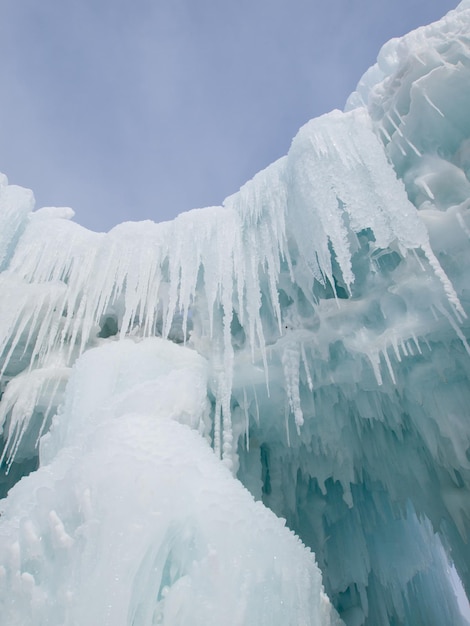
[1,2,470,625]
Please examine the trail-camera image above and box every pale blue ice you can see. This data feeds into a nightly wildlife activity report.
[1,3,470,625]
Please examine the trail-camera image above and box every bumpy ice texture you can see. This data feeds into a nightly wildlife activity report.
[1,2,470,625]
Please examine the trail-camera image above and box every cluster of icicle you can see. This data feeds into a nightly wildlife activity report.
[0,109,463,472]
[1,1,469,472]
[0,5,469,625]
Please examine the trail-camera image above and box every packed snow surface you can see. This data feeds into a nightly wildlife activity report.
[1,2,470,625]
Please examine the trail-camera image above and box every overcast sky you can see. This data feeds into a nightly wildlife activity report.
[0,0,460,232]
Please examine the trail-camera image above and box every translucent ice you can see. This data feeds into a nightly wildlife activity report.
[0,339,339,626]
[1,1,470,625]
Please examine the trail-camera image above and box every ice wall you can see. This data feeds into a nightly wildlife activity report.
[0,339,340,625]
[1,2,470,625]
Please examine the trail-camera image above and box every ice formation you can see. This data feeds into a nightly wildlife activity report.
[1,2,470,625]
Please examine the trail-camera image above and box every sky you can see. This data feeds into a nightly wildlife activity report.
[0,0,460,232]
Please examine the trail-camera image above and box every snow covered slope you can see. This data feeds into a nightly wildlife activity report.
[1,2,470,625]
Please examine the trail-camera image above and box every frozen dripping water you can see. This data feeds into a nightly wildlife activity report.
[1,2,470,624]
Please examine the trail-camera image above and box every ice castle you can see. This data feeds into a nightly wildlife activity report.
[1,2,470,624]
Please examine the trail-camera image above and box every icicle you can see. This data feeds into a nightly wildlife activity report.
[281,344,304,431]
[0,305,37,380]
[261,222,283,333]
[0,366,69,470]
[367,350,383,386]
[435,303,470,356]
[300,342,313,391]
[456,210,470,239]
[404,137,422,157]
[422,91,445,117]
[378,124,392,142]
[409,248,425,271]
[396,140,408,157]
[285,404,291,447]
[421,242,466,319]
[419,179,435,201]
[392,106,405,125]
[35,372,69,446]
[400,338,409,357]
[391,335,402,362]
[382,346,397,385]
[252,386,260,426]
[213,401,222,460]
[386,112,404,137]
[413,52,426,66]
[242,387,250,451]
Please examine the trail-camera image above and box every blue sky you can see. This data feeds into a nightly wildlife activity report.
[0,0,459,232]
